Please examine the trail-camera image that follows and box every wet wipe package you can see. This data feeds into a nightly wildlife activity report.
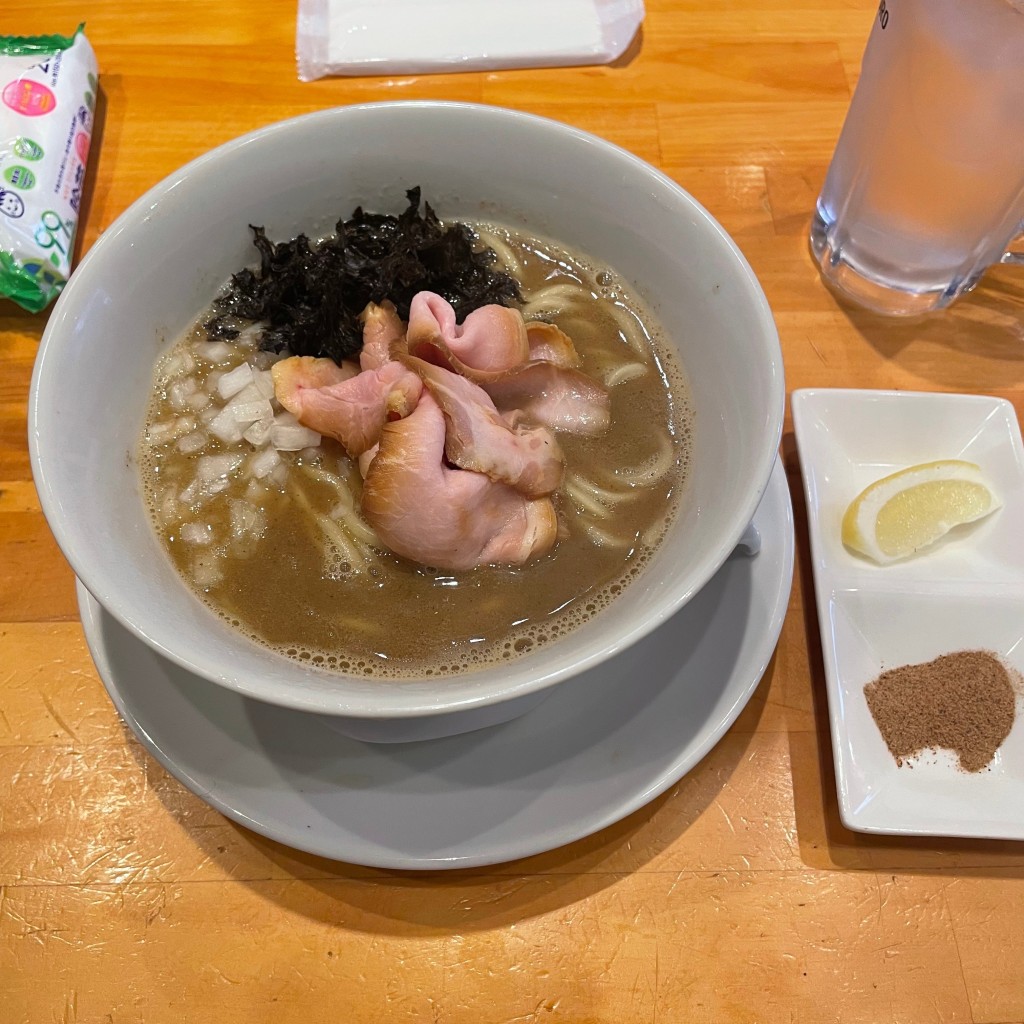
[296,0,644,80]
[0,26,97,312]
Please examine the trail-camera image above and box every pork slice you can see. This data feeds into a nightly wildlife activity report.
[402,355,563,498]
[406,291,529,374]
[272,355,359,406]
[359,300,405,371]
[361,392,558,571]
[483,362,611,436]
[526,321,581,368]
[273,356,422,456]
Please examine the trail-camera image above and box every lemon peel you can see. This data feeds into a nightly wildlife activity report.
[841,459,1000,564]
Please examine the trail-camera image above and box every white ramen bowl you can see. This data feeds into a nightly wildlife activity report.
[30,102,783,742]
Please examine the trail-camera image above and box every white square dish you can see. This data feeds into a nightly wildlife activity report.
[792,388,1024,839]
[795,389,1024,587]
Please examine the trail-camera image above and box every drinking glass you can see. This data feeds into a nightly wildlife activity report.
[810,0,1024,316]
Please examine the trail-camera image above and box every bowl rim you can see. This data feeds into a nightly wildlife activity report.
[29,100,784,719]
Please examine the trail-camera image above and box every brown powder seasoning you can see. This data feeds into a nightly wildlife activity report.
[865,650,1018,773]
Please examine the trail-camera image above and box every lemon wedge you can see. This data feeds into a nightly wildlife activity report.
[841,459,1001,564]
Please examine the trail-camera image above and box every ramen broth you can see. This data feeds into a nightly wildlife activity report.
[139,224,692,679]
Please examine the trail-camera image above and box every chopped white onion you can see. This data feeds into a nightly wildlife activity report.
[226,398,274,427]
[243,418,273,447]
[179,522,213,546]
[176,430,208,455]
[235,324,263,348]
[208,406,246,443]
[268,462,290,489]
[146,421,178,445]
[217,362,254,400]
[146,416,196,446]
[158,490,179,526]
[179,479,200,505]
[244,478,268,503]
[168,377,198,410]
[253,350,285,370]
[192,555,223,589]
[299,446,321,463]
[198,452,245,482]
[252,369,275,400]
[231,381,265,405]
[249,447,281,479]
[194,341,235,364]
[161,352,186,379]
[229,499,267,539]
[270,411,320,451]
[271,424,321,451]
[186,391,212,412]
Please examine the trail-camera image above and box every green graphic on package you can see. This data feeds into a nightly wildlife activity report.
[0,26,98,312]
[13,137,44,160]
[4,165,36,188]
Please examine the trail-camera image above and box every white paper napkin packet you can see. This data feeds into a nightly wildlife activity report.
[297,0,644,80]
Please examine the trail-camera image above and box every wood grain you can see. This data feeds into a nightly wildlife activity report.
[2,1,1023,1021]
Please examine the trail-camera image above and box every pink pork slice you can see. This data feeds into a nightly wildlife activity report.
[483,362,611,437]
[402,354,563,498]
[359,300,405,371]
[361,391,558,571]
[525,321,581,368]
[406,291,529,375]
[272,356,422,457]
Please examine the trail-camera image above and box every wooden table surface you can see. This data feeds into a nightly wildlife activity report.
[3,1,1024,1021]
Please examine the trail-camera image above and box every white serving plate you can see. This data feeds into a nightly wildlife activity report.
[792,388,1024,839]
[77,460,793,870]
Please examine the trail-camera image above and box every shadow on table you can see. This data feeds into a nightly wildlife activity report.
[131,682,767,934]
[828,268,1024,387]
[0,274,56,335]
[240,693,766,935]
[783,437,1024,878]
[126,654,770,934]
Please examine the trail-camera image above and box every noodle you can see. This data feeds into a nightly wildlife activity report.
[521,283,649,357]
[333,615,385,637]
[330,505,379,548]
[603,362,648,387]
[315,513,369,571]
[599,434,676,488]
[473,227,523,278]
[602,299,651,356]
[520,282,598,317]
[580,519,634,548]
[290,479,367,572]
[564,477,612,518]
[302,464,381,547]
[565,472,644,504]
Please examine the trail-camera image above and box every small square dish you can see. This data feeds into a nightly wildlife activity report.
[795,389,1024,587]
[792,388,1024,839]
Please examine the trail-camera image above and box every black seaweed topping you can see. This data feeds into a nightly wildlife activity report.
[204,187,521,362]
